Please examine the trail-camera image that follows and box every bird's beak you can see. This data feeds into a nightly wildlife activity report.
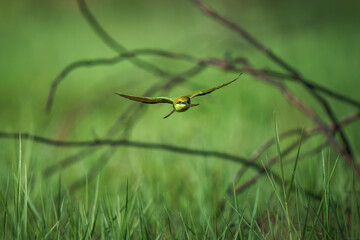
[191,104,200,107]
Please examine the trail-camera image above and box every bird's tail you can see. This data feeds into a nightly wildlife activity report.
[163,109,175,119]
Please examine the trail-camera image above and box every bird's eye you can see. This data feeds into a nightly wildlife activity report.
[177,101,181,104]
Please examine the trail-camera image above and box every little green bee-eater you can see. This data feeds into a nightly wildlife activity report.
[115,74,241,119]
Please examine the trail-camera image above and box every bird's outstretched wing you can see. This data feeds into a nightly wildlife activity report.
[187,74,241,99]
[115,93,173,104]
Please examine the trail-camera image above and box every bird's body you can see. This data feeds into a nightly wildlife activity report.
[116,75,240,119]
[173,96,192,112]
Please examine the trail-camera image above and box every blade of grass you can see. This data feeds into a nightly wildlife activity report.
[0,177,15,238]
[219,210,234,239]
[286,129,303,200]
[90,176,100,238]
[180,212,190,240]
[22,166,27,239]
[321,150,329,239]
[227,200,263,239]
[301,197,311,240]
[267,210,275,239]
[163,204,174,239]
[188,206,199,240]
[329,198,345,239]
[274,119,286,201]
[248,186,260,240]
[16,134,22,239]
[274,120,295,239]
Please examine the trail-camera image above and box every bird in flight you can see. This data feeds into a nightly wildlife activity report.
[115,74,241,119]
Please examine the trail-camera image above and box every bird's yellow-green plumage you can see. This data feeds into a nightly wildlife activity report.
[173,96,191,112]
[115,74,241,119]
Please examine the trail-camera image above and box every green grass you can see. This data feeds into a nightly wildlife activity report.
[1,134,359,239]
[1,0,360,239]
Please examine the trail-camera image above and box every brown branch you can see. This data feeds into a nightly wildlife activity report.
[191,0,357,170]
[190,0,360,108]
[0,131,266,171]
[2,115,358,195]
[190,0,297,74]
[270,72,360,109]
[278,83,357,174]
[0,129,309,198]
[234,111,360,184]
[217,139,326,215]
[45,48,360,113]
[251,111,360,168]
[242,60,360,179]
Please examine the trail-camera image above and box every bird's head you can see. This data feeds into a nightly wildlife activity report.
[173,96,191,112]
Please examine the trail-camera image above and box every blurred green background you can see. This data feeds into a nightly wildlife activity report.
[0,0,360,237]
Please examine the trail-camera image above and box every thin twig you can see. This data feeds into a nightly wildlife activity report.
[45,54,130,112]
[77,0,169,77]
[271,73,360,109]
[190,0,296,74]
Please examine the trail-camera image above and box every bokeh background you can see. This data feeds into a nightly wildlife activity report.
[0,0,359,237]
